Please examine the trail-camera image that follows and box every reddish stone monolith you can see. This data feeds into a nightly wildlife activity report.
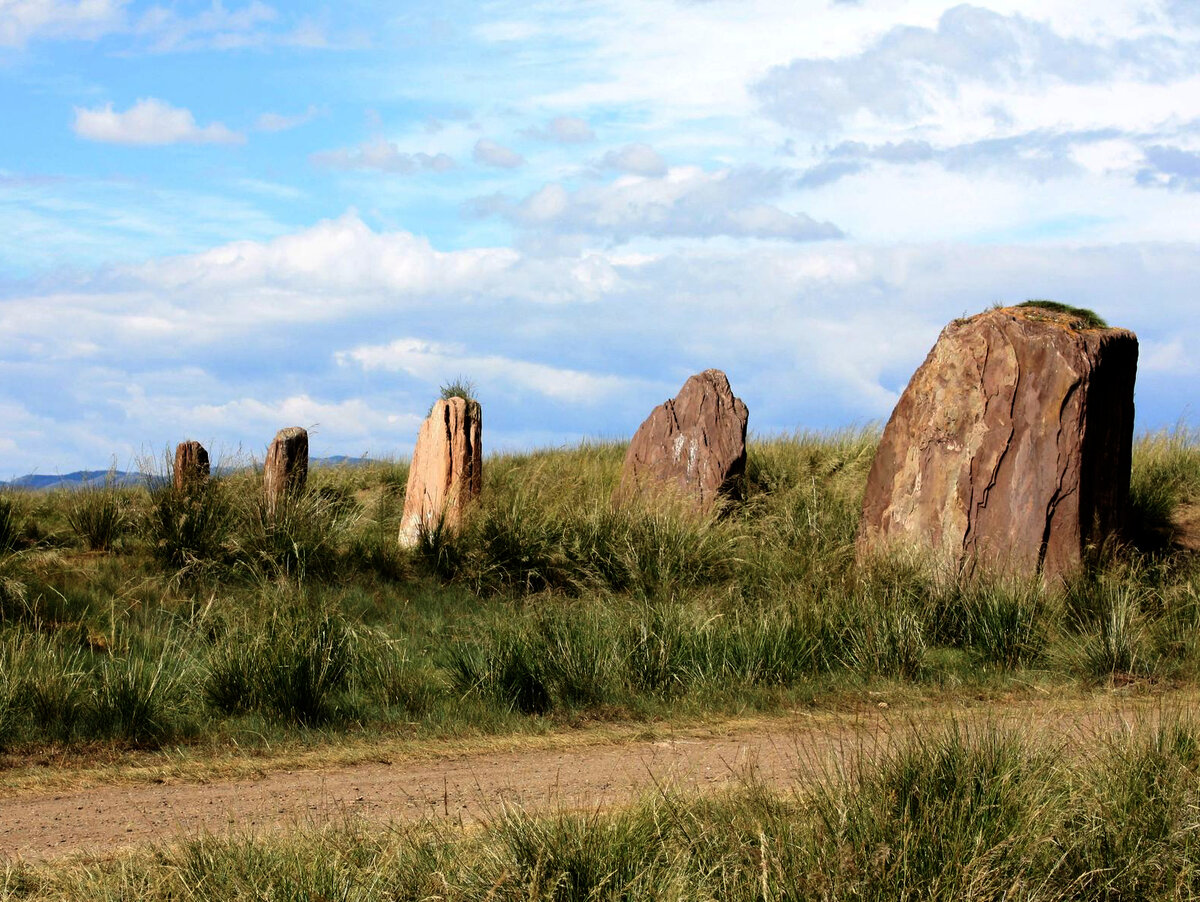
[617,369,748,512]
[173,441,210,492]
[263,426,308,513]
[398,397,482,547]
[857,304,1138,581]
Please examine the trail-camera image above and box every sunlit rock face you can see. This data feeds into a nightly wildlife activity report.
[858,305,1138,582]
[618,369,749,513]
[398,397,482,548]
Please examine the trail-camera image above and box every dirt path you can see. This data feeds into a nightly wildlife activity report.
[0,691,1189,862]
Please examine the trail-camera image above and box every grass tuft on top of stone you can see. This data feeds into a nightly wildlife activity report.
[439,378,477,403]
[428,377,480,415]
[1016,299,1109,330]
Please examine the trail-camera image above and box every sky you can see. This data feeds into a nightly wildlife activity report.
[1,0,1198,475]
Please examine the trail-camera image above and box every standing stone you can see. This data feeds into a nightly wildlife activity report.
[263,426,309,513]
[857,304,1138,581]
[618,369,749,512]
[173,441,210,492]
[398,397,483,547]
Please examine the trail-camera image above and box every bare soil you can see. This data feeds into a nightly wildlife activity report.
[0,689,1189,862]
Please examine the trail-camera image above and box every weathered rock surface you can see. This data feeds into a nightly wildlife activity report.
[618,369,748,512]
[172,441,209,492]
[263,427,308,512]
[857,305,1138,580]
[398,397,483,547]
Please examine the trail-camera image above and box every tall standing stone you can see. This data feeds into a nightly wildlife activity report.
[398,397,483,547]
[173,441,210,492]
[618,369,749,512]
[263,426,309,513]
[857,304,1138,581]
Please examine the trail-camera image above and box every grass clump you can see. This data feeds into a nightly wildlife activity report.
[63,474,128,551]
[144,477,236,572]
[808,725,1058,897]
[205,606,358,725]
[440,377,477,402]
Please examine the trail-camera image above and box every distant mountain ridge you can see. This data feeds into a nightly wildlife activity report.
[0,457,378,491]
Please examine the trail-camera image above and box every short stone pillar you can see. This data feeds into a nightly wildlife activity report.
[173,441,210,493]
[857,304,1138,581]
[617,368,748,512]
[398,397,482,547]
[263,426,309,513]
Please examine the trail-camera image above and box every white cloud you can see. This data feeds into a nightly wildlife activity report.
[338,338,646,403]
[473,138,525,168]
[1141,338,1199,375]
[72,98,243,145]
[5,213,1200,470]
[523,115,596,143]
[182,394,423,445]
[600,143,667,176]
[471,165,843,242]
[311,139,455,173]
[0,0,125,47]
[755,4,1200,141]
[133,0,275,51]
[0,0,348,52]
[255,104,320,133]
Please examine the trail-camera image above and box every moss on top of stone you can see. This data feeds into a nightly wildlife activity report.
[1016,300,1108,330]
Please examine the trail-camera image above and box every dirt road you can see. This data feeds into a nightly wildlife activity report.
[0,691,1187,861]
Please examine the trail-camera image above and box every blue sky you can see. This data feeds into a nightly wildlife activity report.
[1,0,1198,474]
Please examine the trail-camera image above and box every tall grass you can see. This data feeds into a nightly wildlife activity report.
[143,476,236,571]
[1128,427,1200,550]
[0,429,1195,752]
[0,491,24,554]
[63,474,128,551]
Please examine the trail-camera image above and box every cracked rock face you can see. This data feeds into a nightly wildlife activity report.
[263,426,308,514]
[857,306,1138,581]
[618,369,748,512]
[399,397,482,547]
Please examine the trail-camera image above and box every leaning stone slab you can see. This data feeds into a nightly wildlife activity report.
[398,397,483,547]
[263,426,308,513]
[857,304,1138,581]
[173,441,210,492]
[617,369,748,512]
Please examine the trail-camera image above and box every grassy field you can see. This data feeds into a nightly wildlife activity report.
[0,428,1197,765]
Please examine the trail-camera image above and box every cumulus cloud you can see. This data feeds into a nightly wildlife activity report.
[311,139,455,174]
[72,98,243,145]
[600,143,667,176]
[5,213,1200,472]
[755,5,1200,135]
[470,165,843,242]
[522,115,595,143]
[473,138,525,168]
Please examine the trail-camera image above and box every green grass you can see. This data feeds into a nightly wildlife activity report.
[1016,299,1110,329]
[8,718,1200,900]
[0,430,1195,755]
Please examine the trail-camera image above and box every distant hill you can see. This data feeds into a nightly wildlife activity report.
[0,457,379,491]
